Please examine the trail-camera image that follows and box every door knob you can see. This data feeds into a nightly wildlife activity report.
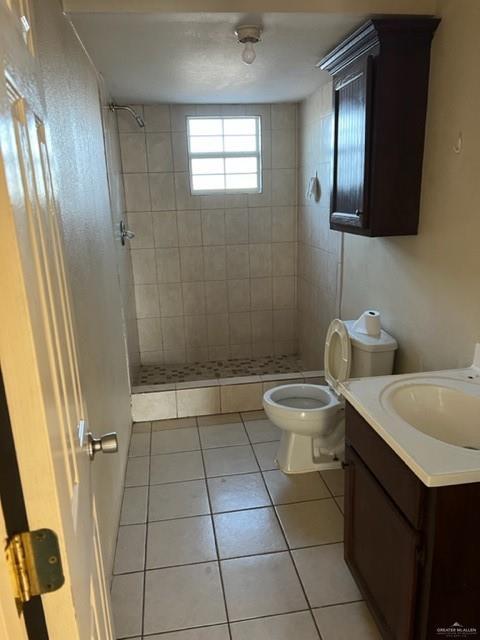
[87,432,118,460]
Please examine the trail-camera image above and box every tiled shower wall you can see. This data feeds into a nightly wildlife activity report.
[297,83,341,370]
[119,103,298,366]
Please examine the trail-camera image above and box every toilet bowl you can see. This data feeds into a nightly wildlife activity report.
[263,315,398,474]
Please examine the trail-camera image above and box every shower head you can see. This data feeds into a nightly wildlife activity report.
[109,103,145,128]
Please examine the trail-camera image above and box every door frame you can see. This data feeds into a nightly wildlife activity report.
[0,368,48,639]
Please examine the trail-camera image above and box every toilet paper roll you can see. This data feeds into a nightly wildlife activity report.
[353,310,381,337]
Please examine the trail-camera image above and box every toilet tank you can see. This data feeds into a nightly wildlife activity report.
[344,320,398,378]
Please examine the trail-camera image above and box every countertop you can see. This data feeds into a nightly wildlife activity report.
[339,348,480,487]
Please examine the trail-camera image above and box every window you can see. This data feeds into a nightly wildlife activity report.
[187,116,262,194]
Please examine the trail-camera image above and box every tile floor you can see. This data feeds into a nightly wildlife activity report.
[112,411,381,639]
[133,354,305,386]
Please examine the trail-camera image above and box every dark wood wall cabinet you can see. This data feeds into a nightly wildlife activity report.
[344,402,480,639]
[320,18,440,236]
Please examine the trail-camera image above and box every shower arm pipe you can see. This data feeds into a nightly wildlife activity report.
[108,103,145,128]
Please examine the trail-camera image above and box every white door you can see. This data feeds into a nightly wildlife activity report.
[0,2,114,638]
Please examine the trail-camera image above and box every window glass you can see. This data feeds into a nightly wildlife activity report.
[187,116,262,194]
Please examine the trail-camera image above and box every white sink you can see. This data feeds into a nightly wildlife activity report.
[382,378,480,450]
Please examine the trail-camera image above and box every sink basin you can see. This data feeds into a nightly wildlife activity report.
[382,380,480,450]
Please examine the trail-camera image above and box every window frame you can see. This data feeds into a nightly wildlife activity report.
[186,115,263,195]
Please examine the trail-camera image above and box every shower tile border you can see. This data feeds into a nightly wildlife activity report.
[131,371,325,422]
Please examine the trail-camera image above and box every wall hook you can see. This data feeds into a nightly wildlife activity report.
[453,132,463,154]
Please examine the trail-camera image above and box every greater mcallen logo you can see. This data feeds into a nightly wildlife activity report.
[436,622,478,637]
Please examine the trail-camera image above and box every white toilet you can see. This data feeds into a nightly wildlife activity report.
[263,313,398,474]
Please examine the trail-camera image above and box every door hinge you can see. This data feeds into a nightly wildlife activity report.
[5,529,65,611]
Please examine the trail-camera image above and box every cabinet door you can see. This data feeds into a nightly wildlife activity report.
[331,56,373,231]
[345,445,421,639]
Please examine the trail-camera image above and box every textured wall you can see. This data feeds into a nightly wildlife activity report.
[297,84,341,370]
[341,0,480,373]
[120,103,298,366]
[34,1,131,576]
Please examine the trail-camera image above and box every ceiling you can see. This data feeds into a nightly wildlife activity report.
[70,12,367,103]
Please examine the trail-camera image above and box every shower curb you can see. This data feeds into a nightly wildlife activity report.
[131,372,325,422]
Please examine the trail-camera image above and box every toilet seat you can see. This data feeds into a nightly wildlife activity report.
[324,318,351,394]
[264,383,340,418]
[263,319,352,422]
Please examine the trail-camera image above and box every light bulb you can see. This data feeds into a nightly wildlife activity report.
[242,41,256,65]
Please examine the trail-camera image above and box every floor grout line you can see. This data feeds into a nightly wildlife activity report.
[140,429,153,638]
[112,537,347,578]
[114,413,348,639]
[196,423,233,640]
[247,426,325,640]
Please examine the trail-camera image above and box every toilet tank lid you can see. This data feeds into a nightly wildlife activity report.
[344,320,398,353]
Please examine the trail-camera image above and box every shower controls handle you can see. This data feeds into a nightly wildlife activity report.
[120,220,135,245]
[87,432,118,460]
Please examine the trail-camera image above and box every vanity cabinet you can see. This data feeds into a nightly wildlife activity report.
[319,18,439,236]
[344,402,480,639]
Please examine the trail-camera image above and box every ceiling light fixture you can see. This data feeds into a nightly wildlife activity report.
[235,25,262,65]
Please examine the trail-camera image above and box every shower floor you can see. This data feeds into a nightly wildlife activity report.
[134,354,305,386]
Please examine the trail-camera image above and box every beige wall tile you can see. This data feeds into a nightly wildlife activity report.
[146,133,173,172]
[123,103,300,364]
[221,382,263,413]
[144,104,171,132]
[170,105,192,132]
[135,284,160,318]
[272,206,296,242]
[204,246,226,280]
[156,248,181,283]
[228,279,250,312]
[272,129,296,169]
[131,248,157,284]
[124,173,150,211]
[177,210,202,246]
[271,103,296,130]
[182,282,206,315]
[174,172,200,210]
[205,280,228,313]
[226,245,250,279]
[248,169,271,208]
[272,242,296,276]
[131,390,177,422]
[248,207,272,243]
[171,131,188,171]
[152,211,178,248]
[249,244,272,277]
[158,283,183,317]
[225,209,249,244]
[250,278,273,310]
[272,169,296,206]
[229,312,251,344]
[128,212,154,249]
[161,316,185,350]
[180,246,205,281]
[177,386,221,417]
[149,173,175,210]
[251,310,273,343]
[120,132,147,173]
[202,210,226,245]
[184,314,207,348]
[273,276,296,309]
[207,313,229,346]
